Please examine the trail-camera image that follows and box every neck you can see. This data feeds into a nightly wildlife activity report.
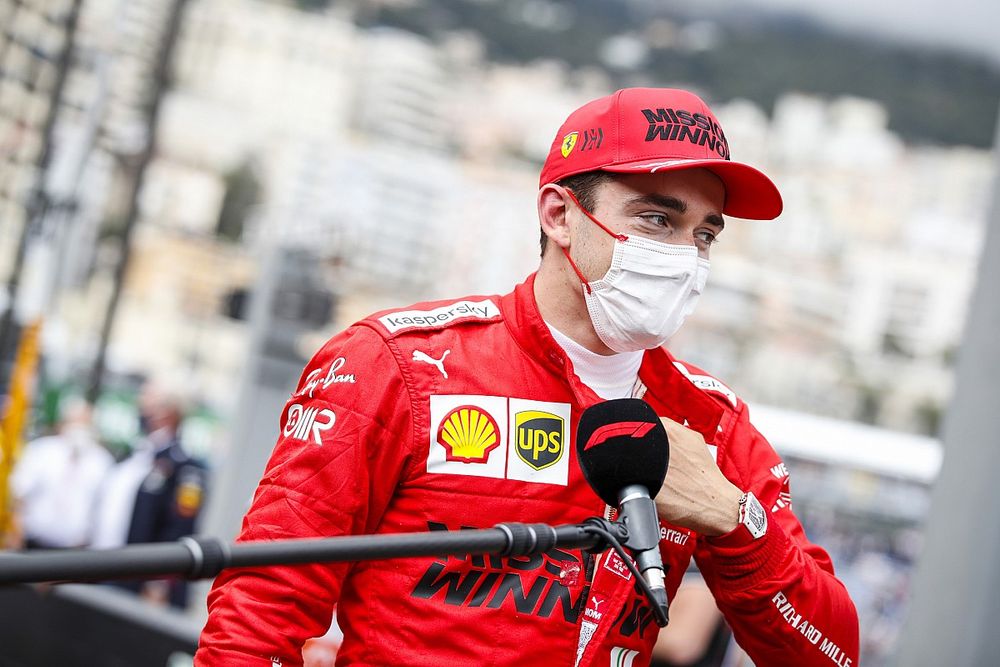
[534,253,616,356]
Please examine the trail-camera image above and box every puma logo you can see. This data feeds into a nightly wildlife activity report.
[412,349,450,378]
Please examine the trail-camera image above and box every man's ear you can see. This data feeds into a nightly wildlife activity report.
[537,184,572,250]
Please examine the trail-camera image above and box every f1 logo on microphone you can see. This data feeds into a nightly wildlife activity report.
[584,422,654,450]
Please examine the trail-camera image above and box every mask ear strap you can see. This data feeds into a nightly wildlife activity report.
[559,188,626,295]
[561,246,593,294]
[564,189,628,242]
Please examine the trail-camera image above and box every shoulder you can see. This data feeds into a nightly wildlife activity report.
[667,357,742,412]
[302,293,505,395]
[360,294,504,340]
[307,293,504,364]
[288,294,501,411]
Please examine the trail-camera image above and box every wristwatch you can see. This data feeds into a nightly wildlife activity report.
[738,491,767,540]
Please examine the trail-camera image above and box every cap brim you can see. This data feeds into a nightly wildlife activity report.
[603,158,783,220]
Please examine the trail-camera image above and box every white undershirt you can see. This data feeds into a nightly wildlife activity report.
[546,323,644,400]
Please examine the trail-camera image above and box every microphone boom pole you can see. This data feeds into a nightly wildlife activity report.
[0,521,625,586]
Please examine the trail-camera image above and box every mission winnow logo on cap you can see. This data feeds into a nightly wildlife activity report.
[539,87,783,220]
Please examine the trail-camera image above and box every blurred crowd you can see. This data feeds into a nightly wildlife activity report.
[6,383,208,608]
[799,508,920,667]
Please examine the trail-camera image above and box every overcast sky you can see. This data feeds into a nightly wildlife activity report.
[705,0,1000,65]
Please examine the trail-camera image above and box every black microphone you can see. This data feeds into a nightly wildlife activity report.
[576,398,670,626]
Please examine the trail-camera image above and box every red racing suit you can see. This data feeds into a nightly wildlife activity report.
[196,273,859,667]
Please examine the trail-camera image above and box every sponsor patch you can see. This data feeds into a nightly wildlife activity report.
[773,466,793,512]
[559,561,582,587]
[576,620,598,667]
[641,107,730,159]
[771,591,852,665]
[378,299,500,334]
[427,395,508,479]
[601,550,632,581]
[584,594,607,623]
[296,356,356,399]
[507,399,571,486]
[514,410,563,470]
[413,349,450,378]
[772,491,793,513]
[610,647,640,667]
[659,524,691,546]
[673,362,739,408]
[580,127,604,151]
[437,405,502,464]
[284,403,336,445]
[412,521,587,624]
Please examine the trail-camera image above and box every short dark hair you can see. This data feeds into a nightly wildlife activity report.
[539,171,617,256]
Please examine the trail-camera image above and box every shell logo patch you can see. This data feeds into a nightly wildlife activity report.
[514,410,564,471]
[561,131,579,158]
[427,395,509,479]
[437,405,500,464]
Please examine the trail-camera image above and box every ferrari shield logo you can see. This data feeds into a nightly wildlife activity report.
[561,131,579,158]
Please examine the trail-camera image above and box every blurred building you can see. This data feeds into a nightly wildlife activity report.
[673,94,992,435]
[0,0,81,342]
[0,0,73,268]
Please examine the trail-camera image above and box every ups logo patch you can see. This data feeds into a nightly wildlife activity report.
[515,410,564,471]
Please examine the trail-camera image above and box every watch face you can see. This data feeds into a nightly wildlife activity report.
[747,497,766,533]
[741,492,767,539]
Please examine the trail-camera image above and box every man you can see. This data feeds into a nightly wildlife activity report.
[10,399,112,549]
[197,88,859,666]
[92,383,207,607]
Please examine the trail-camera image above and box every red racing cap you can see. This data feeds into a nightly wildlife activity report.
[539,88,782,220]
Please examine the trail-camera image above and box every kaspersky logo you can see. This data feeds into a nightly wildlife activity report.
[437,405,500,463]
[515,410,564,471]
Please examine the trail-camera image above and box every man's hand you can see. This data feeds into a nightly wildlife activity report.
[654,417,742,537]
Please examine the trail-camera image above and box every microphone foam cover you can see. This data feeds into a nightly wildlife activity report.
[576,398,669,506]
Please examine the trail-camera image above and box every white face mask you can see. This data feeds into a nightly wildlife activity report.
[562,192,711,353]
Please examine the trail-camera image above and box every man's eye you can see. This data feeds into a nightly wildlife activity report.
[696,230,719,245]
[639,214,668,227]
